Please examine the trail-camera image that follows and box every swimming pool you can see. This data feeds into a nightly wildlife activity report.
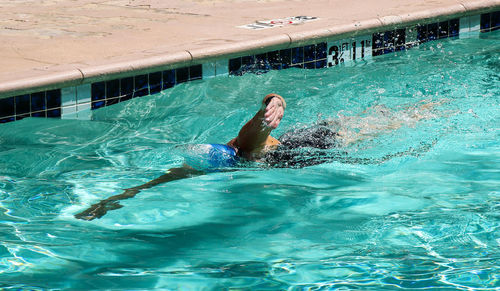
[0,30,498,289]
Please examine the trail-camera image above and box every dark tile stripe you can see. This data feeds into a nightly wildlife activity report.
[1,11,498,125]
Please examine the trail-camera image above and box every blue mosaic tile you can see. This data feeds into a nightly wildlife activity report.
[255,53,267,64]
[0,97,15,119]
[449,19,460,37]
[229,57,242,75]
[304,45,316,62]
[372,32,386,56]
[395,29,406,45]
[119,94,132,103]
[383,31,395,54]
[149,71,162,94]
[316,42,327,59]
[384,31,395,48]
[291,47,304,64]
[134,75,149,97]
[47,109,61,118]
[92,100,105,110]
[405,42,418,50]
[162,70,176,89]
[383,47,395,54]
[438,21,449,39]
[279,49,291,68]
[267,50,279,63]
[315,59,327,68]
[230,55,266,75]
[91,82,106,101]
[241,55,255,66]
[0,117,14,123]
[31,92,46,112]
[260,61,272,72]
[31,111,46,118]
[176,67,189,83]
[303,62,315,69]
[250,54,271,73]
[492,11,500,30]
[189,65,202,80]
[417,25,428,43]
[46,90,61,110]
[106,98,119,106]
[395,29,406,51]
[271,63,283,70]
[106,79,120,100]
[267,50,281,69]
[481,13,491,31]
[15,94,30,115]
[120,77,134,101]
[373,32,384,49]
[427,23,438,41]
[240,56,256,73]
[16,114,30,121]
[31,92,47,116]
[395,45,406,52]
[372,48,383,56]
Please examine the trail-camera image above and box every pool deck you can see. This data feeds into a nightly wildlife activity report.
[1,0,499,98]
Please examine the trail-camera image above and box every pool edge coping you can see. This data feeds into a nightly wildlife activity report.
[0,0,499,99]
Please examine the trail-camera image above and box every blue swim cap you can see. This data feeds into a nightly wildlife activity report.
[206,144,239,168]
[182,144,240,170]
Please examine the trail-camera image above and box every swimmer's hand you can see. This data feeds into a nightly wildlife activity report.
[74,200,124,221]
[262,94,285,129]
[74,188,139,220]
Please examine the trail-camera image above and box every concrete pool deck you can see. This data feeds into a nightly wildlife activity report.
[0,0,499,98]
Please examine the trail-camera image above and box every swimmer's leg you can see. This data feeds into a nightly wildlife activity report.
[74,165,204,221]
[334,100,446,145]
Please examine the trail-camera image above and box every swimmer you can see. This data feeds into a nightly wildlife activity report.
[74,94,440,220]
[74,94,285,220]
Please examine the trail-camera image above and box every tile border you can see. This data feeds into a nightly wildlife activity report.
[0,8,499,124]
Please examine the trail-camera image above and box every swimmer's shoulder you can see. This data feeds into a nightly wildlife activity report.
[227,135,280,160]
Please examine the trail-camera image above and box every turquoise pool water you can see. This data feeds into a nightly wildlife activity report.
[0,31,498,289]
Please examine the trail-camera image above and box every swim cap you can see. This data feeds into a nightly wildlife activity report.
[183,144,239,170]
[207,144,239,168]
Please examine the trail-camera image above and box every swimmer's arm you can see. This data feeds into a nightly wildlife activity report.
[74,165,203,221]
[228,94,285,158]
